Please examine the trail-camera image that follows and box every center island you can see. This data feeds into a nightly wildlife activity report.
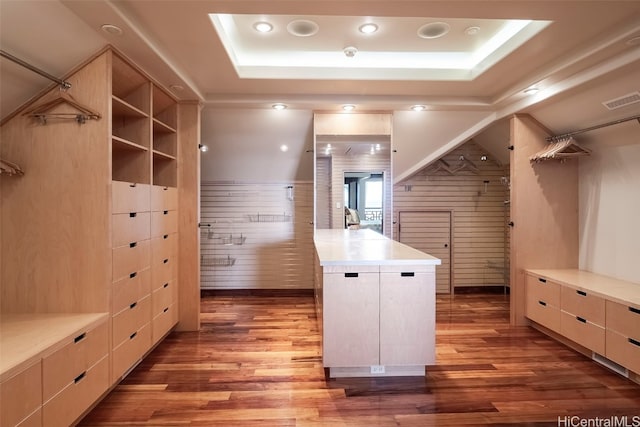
[313,229,441,378]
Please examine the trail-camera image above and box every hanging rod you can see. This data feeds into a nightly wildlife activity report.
[546,114,640,142]
[0,49,71,90]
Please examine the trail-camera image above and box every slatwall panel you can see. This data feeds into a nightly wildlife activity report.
[394,141,509,291]
[327,151,392,238]
[200,181,314,289]
[315,157,331,229]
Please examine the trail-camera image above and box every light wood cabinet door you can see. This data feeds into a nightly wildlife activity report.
[112,181,150,214]
[380,266,435,366]
[151,185,177,212]
[0,361,41,427]
[322,271,379,367]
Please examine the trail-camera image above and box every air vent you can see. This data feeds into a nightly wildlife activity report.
[602,91,640,110]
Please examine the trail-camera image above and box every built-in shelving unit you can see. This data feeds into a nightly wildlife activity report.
[152,85,177,188]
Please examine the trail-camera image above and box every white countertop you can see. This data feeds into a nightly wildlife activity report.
[314,229,441,266]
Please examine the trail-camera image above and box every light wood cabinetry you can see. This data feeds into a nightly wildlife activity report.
[525,274,561,332]
[605,300,640,374]
[0,361,41,427]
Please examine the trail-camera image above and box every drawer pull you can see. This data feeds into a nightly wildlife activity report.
[163,307,169,313]
[538,278,547,283]
[164,283,169,288]
[130,272,137,279]
[163,186,168,191]
[163,234,169,239]
[129,183,137,188]
[576,316,587,324]
[576,290,587,297]
[130,332,137,340]
[344,272,359,278]
[401,272,415,277]
[629,338,640,348]
[163,210,169,215]
[130,302,137,309]
[74,371,86,384]
[629,306,640,315]
[129,242,137,248]
[538,300,547,307]
[74,332,86,343]
[163,259,169,264]
[129,212,137,218]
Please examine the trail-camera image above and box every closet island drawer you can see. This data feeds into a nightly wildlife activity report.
[606,330,640,374]
[0,361,42,427]
[113,268,151,314]
[151,185,177,212]
[112,323,151,381]
[42,321,108,402]
[112,181,150,214]
[560,286,605,327]
[112,239,150,282]
[112,295,151,346]
[526,297,561,332]
[606,300,640,338]
[560,311,605,354]
[113,212,150,247]
[525,274,560,307]
[42,355,109,427]
[151,210,177,238]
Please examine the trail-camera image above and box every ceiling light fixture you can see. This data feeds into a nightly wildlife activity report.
[169,84,184,92]
[287,19,319,37]
[342,104,356,111]
[359,23,378,34]
[198,144,209,152]
[253,21,273,33]
[280,144,289,152]
[411,105,426,111]
[417,22,450,39]
[343,46,358,58]
[101,24,123,36]
[464,26,480,36]
[272,103,287,110]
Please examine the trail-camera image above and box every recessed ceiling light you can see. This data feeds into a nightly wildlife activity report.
[169,84,184,91]
[627,35,640,46]
[343,46,358,58]
[359,23,378,34]
[101,24,123,36]
[272,103,287,110]
[464,26,480,36]
[342,104,356,111]
[411,105,426,111]
[286,19,319,37]
[524,86,540,95]
[253,21,273,33]
[280,144,289,152]
[417,22,450,39]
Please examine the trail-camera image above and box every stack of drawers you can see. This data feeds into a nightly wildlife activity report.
[605,300,640,374]
[150,186,179,344]
[560,286,605,355]
[525,275,561,332]
[111,181,152,382]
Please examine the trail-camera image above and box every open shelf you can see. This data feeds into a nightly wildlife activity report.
[112,136,148,152]
[153,155,177,188]
[153,150,176,161]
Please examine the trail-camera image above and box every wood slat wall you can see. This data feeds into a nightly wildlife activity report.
[200,181,314,289]
[394,141,510,292]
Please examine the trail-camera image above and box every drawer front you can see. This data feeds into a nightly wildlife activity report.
[112,268,151,314]
[112,181,150,214]
[42,321,108,402]
[151,185,177,212]
[152,303,178,344]
[560,311,605,354]
[560,286,605,326]
[151,234,176,266]
[15,407,41,427]
[112,323,151,382]
[151,210,178,238]
[112,295,151,346]
[525,274,560,307]
[606,329,640,374]
[112,239,150,282]
[152,281,176,315]
[526,297,561,332]
[42,355,109,427]
[0,361,41,427]
[606,300,640,338]
[112,212,151,248]
[151,257,175,291]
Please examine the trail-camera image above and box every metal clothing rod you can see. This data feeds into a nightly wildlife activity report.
[0,49,71,90]
[546,114,640,142]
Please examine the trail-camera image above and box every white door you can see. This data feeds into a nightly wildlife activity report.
[398,211,452,293]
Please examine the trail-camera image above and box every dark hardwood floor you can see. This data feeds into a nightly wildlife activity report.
[79,293,640,426]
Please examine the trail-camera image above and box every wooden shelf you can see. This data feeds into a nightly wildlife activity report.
[112,96,149,119]
[153,118,176,134]
[153,150,176,161]
[112,136,148,153]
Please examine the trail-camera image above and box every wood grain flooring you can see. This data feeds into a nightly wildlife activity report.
[79,293,640,426]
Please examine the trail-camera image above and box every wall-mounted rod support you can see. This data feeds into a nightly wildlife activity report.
[0,49,71,90]
[546,114,640,142]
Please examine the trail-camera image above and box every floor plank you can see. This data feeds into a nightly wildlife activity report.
[79,293,640,426]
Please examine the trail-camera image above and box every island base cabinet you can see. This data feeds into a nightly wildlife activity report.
[322,269,379,367]
[380,266,435,366]
[0,362,42,427]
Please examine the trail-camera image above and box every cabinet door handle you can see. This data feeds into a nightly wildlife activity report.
[164,283,169,288]
[163,259,169,264]
[629,306,640,315]
[163,210,169,215]
[163,234,169,239]
[629,338,640,348]
[130,302,137,309]
[163,307,169,313]
[576,316,587,323]
[129,212,137,218]
[129,242,137,248]
[129,183,137,188]
[538,301,547,307]
[74,371,87,384]
[538,278,547,283]
[130,272,137,279]
[74,332,86,343]
[401,272,415,277]
[344,273,359,278]
[576,290,587,297]
[130,332,137,340]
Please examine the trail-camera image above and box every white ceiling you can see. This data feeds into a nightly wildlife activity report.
[1,1,639,181]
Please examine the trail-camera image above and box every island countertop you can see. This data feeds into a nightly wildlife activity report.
[314,229,441,266]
